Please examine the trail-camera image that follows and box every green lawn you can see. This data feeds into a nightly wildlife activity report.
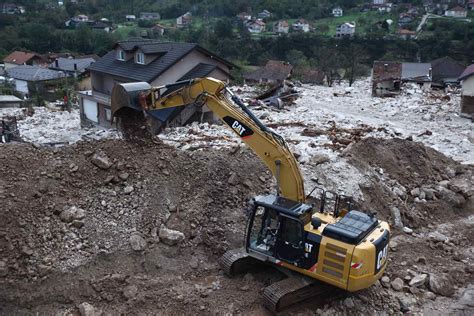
[312,10,398,36]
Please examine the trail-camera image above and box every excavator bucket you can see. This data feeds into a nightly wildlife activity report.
[111,82,153,139]
[111,82,151,118]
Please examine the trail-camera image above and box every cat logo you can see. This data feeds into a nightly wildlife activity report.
[223,116,254,138]
[376,245,388,270]
[231,120,247,136]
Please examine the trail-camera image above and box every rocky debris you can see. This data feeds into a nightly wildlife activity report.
[159,225,185,246]
[78,302,100,316]
[0,261,8,277]
[391,278,404,291]
[429,273,455,297]
[59,206,86,223]
[428,231,448,243]
[90,151,113,170]
[129,234,146,251]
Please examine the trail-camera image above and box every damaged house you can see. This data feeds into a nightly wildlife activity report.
[371,61,402,97]
[372,61,433,96]
[459,64,474,115]
[430,56,466,88]
[243,60,293,85]
[80,39,234,132]
[401,62,432,89]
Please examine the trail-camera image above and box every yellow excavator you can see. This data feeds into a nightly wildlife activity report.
[111,77,390,312]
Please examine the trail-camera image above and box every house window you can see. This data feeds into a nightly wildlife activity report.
[135,52,145,65]
[117,49,125,61]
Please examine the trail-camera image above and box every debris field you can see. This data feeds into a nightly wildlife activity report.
[0,79,473,315]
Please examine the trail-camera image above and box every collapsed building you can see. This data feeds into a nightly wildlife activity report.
[371,61,402,97]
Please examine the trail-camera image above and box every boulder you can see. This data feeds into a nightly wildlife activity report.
[429,273,455,297]
[409,274,428,288]
[78,302,100,316]
[159,225,185,246]
[391,277,404,291]
[129,234,146,251]
[123,284,138,300]
[60,206,86,223]
[90,152,112,170]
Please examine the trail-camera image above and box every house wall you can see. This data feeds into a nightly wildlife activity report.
[150,50,230,87]
[461,76,474,95]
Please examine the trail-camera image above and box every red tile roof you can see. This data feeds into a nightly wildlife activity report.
[3,51,41,65]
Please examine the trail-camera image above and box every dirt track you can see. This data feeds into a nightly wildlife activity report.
[0,137,473,314]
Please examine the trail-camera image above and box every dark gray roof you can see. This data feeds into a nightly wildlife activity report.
[7,65,67,81]
[401,63,432,82]
[179,63,217,80]
[88,40,234,82]
[49,57,96,73]
[430,56,465,83]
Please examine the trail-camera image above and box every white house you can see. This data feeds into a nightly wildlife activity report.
[247,20,266,33]
[373,0,386,4]
[459,64,474,115]
[378,3,393,13]
[177,12,192,27]
[332,7,343,17]
[292,19,310,32]
[273,20,289,34]
[445,6,468,18]
[468,0,474,10]
[258,10,271,19]
[125,15,136,21]
[335,22,355,38]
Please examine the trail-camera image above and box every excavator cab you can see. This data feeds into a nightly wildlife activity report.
[246,195,313,266]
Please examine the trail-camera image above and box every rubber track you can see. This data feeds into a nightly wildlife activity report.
[263,277,330,313]
[219,248,251,276]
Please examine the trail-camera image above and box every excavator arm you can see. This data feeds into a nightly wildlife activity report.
[111,77,305,202]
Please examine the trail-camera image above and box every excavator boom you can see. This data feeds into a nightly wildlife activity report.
[112,77,306,202]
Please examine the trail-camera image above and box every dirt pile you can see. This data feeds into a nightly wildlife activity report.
[344,137,473,227]
[0,139,274,314]
[0,137,473,315]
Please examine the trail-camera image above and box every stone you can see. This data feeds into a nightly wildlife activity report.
[123,284,138,300]
[448,178,472,197]
[159,225,185,246]
[343,297,355,309]
[60,206,86,223]
[391,278,404,291]
[428,231,448,243]
[381,276,390,288]
[123,186,134,194]
[119,173,129,181]
[423,291,436,300]
[393,187,406,199]
[72,220,85,229]
[409,274,428,287]
[129,234,146,251]
[423,188,436,200]
[90,152,112,170]
[429,273,455,297]
[78,302,99,316]
[410,188,420,197]
[398,297,411,313]
[403,227,413,234]
[310,154,330,166]
[390,206,404,229]
[228,173,239,185]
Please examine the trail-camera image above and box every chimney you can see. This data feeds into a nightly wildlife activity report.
[74,63,77,71]
[55,59,59,68]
